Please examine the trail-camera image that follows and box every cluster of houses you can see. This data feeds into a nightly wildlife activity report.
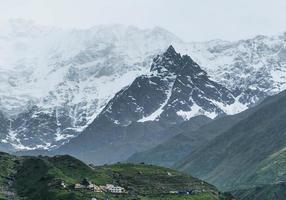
[58,178,206,197]
[169,189,206,195]
[74,178,126,194]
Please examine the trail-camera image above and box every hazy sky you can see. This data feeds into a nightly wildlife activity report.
[1,0,286,42]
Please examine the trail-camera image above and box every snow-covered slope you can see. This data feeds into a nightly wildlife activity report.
[0,19,182,150]
[0,19,182,116]
[178,35,286,104]
[1,19,286,151]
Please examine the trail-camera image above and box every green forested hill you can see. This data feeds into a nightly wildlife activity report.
[0,152,233,200]
[232,182,286,200]
[177,90,286,192]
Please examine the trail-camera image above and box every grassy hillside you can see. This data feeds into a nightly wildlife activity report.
[246,147,286,185]
[0,152,233,200]
[128,106,254,168]
[128,134,194,167]
[232,182,286,200]
[177,90,286,191]
[0,152,21,200]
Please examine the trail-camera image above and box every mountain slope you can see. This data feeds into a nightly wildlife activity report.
[128,133,195,168]
[180,34,286,104]
[128,116,212,167]
[0,152,234,200]
[127,103,257,168]
[232,182,286,200]
[177,90,286,191]
[0,112,8,141]
[54,46,245,164]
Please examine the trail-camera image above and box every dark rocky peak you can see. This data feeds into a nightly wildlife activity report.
[150,45,183,74]
[164,45,179,57]
[150,45,207,78]
[181,54,207,77]
[0,111,9,140]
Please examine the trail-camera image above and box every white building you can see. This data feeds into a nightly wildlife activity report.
[60,181,67,188]
[88,184,102,193]
[105,184,125,194]
[74,183,85,189]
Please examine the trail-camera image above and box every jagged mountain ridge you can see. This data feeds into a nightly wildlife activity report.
[53,46,246,164]
[1,19,286,151]
[100,45,246,125]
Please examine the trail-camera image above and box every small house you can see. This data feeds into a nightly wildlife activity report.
[74,183,84,189]
[105,184,125,194]
[60,181,67,188]
[88,184,102,193]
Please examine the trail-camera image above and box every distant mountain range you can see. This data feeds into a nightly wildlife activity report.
[1,20,286,151]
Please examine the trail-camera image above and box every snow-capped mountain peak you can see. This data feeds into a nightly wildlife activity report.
[151,45,183,74]
[98,46,247,126]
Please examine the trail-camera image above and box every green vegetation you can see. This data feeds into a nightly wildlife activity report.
[0,152,232,200]
[177,90,286,191]
[128,134,194,168]
[128,110,250,169]
[232,182,286,200]
[0,152,18,200]
[248,147,286,185]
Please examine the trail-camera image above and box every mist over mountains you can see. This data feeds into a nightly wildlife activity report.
[1,19,286,152]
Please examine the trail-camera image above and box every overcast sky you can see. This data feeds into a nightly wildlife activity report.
[1,0,286,42]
